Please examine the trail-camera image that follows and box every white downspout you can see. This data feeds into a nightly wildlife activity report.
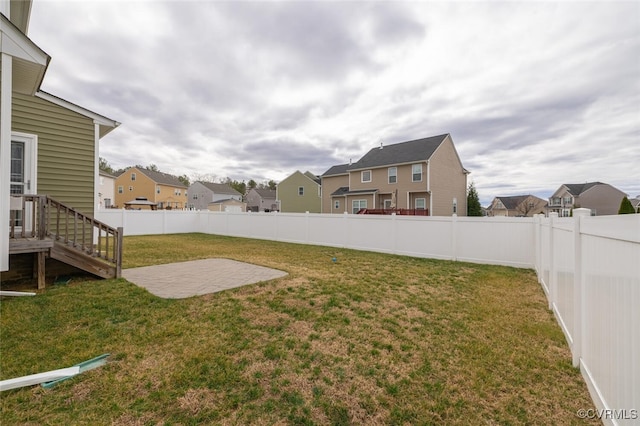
[427,160,432,215]
[93,123,100,214]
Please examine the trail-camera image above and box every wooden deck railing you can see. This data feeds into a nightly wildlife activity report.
[9,194,123,278]
[356,208,429,216]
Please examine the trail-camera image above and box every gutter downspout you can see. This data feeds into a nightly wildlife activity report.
[427,160,432,216]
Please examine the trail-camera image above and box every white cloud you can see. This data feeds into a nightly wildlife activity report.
[28,0,640,205]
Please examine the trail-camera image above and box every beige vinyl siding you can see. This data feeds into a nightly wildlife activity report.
[321,174,349,213]
[12,93,96,216]
[428,135,467,216]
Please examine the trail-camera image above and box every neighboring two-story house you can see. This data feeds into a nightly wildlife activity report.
[114,167,187,210]
[547,182,627,217]
[246,188,278,212]
[321,134,469,216]
[98,170,116,209]
[276,170,321,213]
[486,195,547,217]
[187,181,244,211]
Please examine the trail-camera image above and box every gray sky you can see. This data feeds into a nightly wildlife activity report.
[29,0,639,206]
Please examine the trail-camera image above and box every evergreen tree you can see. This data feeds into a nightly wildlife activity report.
[618,196,635,214]
[467,182,483,216]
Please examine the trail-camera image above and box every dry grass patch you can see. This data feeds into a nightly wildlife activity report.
[0,233,599,425]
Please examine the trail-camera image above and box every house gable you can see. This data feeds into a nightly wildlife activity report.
[320,134,468,216]
[277,170,321,213]
[114,167,187,209]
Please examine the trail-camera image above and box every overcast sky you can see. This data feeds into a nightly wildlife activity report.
[29,0,639,205]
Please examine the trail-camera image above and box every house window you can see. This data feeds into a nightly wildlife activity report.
[453,197,458,214]
[118,186,123,194]
[105,198,112,208]
[361,170,371,183]
[156,186,161,194]
[131,173,136,181]
[412,164,422,182]
[298,186,304,196]
[352,199,367,214]
[384,200,392,209]
[415,198,426,210]
[388,167,397,184]
[334,200,340,210]
[193,194,198,200]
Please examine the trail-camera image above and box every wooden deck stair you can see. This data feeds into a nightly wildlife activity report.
[9,195,122,288]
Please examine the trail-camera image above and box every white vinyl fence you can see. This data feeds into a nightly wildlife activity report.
[536,210,639,426]
[97,208,639,425]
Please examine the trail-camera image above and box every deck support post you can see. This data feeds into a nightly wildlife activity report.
[36,252,46,289]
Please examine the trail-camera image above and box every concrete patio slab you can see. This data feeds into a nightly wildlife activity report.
[122,258,288,299]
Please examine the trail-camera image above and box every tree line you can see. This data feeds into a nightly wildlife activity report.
[99,158,276,194]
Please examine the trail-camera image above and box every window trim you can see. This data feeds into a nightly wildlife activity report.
[131,172,136,181]
[352,199,367,214]
[412,164,422,182]
[388,167,397,184]
[361,170,372,183]
[298,186,304,196]
[415,198,426,210]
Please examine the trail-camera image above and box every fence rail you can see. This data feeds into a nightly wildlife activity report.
[96,208,639,425]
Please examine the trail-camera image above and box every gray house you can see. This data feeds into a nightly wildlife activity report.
[187,181,243,210]
[547,182,627,216]
[246,188,278,212]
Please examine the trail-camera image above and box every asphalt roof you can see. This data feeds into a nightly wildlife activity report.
[321,164,350,177]
[563,182,604,195]
[330,187,379,196]
[135,168,187,188]
[495,195,530,210]
[348,134,449,170]
[197,181,242,195]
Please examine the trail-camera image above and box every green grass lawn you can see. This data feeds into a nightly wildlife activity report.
[1,233,597,425]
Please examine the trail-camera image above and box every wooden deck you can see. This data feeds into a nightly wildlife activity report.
[8,194,122,288]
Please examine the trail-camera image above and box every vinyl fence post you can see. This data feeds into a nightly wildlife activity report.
[572,208,590,368]
[548,212,558,311]
[451,213,458,262]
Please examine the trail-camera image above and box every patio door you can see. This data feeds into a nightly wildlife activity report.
[10,133,37,230]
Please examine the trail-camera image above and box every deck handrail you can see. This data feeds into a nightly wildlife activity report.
[9,194,122,278]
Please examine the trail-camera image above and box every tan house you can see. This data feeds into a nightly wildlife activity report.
[276,170,321,213]
[486,195,547,217]
[547,182,627,217]
[321,134,469,216]
[114,167,187,210]
[208,199,246,212]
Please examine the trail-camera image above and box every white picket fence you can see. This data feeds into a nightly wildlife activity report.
[97,208,639,425]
